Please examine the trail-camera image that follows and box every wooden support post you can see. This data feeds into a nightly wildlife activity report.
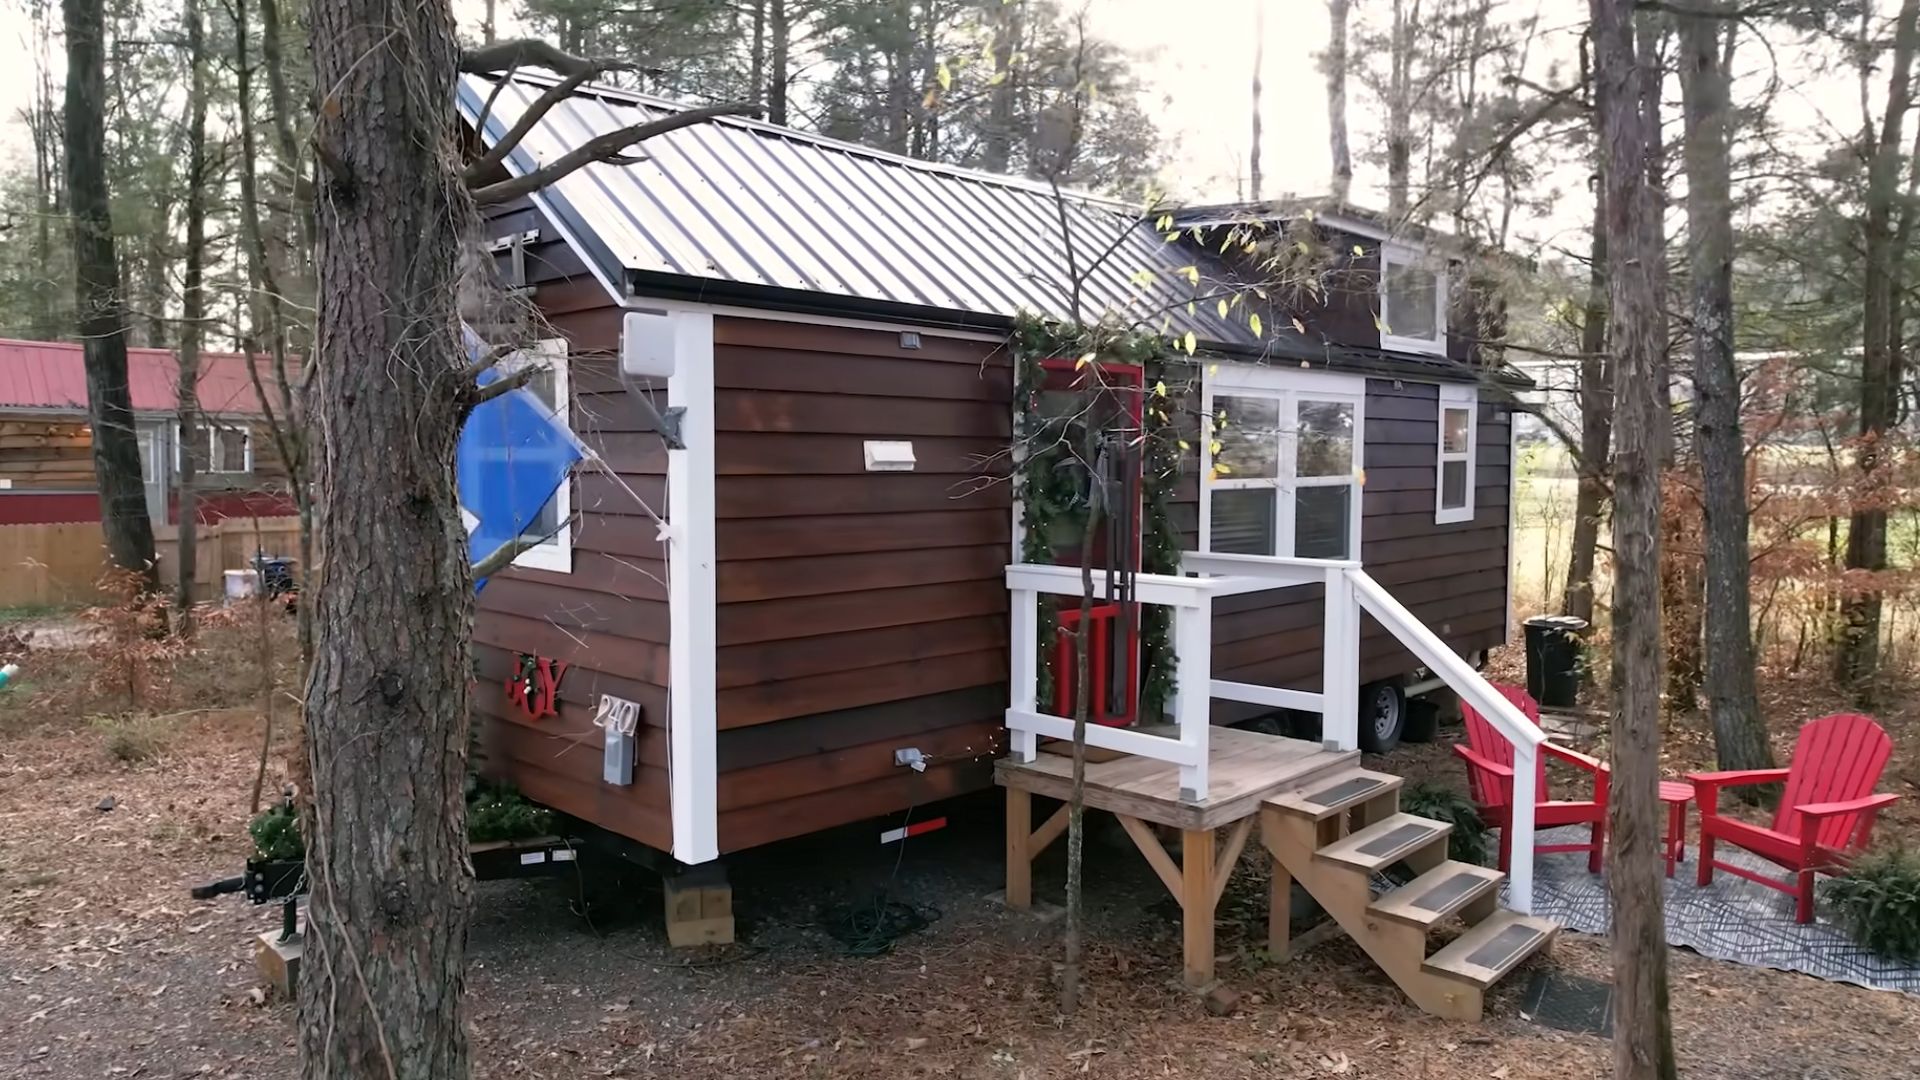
[1006,786,1032,910]
[1181,827,1216,988]
[1268,851,1291,959]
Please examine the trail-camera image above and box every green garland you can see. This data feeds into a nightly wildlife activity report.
[1010,314,1191,721]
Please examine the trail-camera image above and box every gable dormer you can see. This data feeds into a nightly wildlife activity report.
[1172,200,1481,366]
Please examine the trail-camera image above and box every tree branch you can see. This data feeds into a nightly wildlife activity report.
[471,531,553,579]
[462,361,544,416]
[466,61,634,181]
[459,39,604,77]
[469,103,761,206]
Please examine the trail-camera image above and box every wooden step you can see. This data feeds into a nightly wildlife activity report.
[1422,910,1559,988]
[1315,813,1451,873]
[1368,860,1505,929]
[1266,767,1404,821]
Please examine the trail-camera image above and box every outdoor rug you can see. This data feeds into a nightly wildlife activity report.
[1502,825,1920,995]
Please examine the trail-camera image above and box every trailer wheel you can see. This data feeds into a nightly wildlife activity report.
[1358,681,1407,754]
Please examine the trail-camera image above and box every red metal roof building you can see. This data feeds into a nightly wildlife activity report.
[0,338,294,526]
[0,337,279,417]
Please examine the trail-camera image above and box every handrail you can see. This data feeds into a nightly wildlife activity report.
[1346,566,1543,913]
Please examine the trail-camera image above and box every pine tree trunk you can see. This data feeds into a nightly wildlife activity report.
[1837,0,1920,705]
[1679,6,1771,772]
[1249,4,1263,201]
[1661,477,1704,709]
[175,0,211,628]
[1325,0,1352,203]
[63,0,161,594]
[749,0,766,110]
[1385,0,1412,220]
[984,0,1020,173]
[768,0,789,126]
[1564,182,1610,625]
[301,1,476,1075]
[1591,0,1679,1075]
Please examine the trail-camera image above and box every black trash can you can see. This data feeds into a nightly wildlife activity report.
[1524,615,1589,709]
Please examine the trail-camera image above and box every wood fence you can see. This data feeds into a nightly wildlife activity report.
[0,517,303,609]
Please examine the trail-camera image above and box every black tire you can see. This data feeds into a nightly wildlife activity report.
[1358,681,1408,754]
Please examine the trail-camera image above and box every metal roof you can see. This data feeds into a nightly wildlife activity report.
[454,72,1505,383]
[455,72,1281,343]
[0,338,279,416]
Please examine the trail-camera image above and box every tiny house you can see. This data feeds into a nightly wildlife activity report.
[456,71,1528,870]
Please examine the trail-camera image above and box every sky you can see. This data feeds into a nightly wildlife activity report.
[0,0,1473,196]
[0,0,1874,258]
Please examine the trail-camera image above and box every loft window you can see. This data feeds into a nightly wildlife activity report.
[1435,383,1476,524]
[1201,366,1365,561]
[1381,244,1448,356]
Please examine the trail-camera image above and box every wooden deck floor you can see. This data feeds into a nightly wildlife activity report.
[994,726,1356,830]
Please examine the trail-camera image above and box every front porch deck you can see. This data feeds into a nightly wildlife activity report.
[997,727,1358,989]
[993,725,1354,831]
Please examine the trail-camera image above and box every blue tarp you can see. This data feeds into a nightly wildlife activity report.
[456,327,585,591]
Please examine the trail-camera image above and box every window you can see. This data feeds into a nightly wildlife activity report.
[1435,384,1476,524]
[473,339,573,574]
[1380,244,1448,355]
[1202,367,1365,561]
[174,421,253,475]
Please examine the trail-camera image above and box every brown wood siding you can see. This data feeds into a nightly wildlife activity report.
[1176,376,1510,722]
[470,273,676,850]
[711,315,1011,852]
[0,413,292,495]
[0,416,101,489]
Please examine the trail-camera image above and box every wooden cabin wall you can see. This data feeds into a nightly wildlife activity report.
[0,415,96,489]
[470,273,677,851]
[710,315,1011,853]
[0,414,292,496]
[1171,377,1511,722]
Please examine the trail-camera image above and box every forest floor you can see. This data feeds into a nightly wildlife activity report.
[0,618,1916,1079]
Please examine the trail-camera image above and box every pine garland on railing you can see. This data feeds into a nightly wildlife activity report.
[1009,314,1193,722]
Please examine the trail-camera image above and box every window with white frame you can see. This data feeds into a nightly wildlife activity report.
[1380,244,1448,356]
[1203,366,1365,561]
[487,339,573,574]
[175,420,253,475]
[1435,384,1476,524]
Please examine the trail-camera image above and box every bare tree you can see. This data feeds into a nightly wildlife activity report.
[174,0,213,629]
[1563,191,1611,625]
[64,0,161,594]
[1385,0,1415,219]
[1326,0,1353,202]
[1250,2,1264,201]
[1592,0,1679,1075]
[1836,0,1920,702]
[1679,3,1771,771]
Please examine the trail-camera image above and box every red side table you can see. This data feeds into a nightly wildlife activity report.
[1658,780,1693,878]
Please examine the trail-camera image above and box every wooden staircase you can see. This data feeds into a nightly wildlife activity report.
[1262,765,1558,1021]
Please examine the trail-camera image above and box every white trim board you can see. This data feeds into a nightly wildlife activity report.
[623,291,1009,343]
[658,308,720,865]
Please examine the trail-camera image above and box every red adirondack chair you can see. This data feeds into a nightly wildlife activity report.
[1690,713,1901,924]
[1453,684,1609,873]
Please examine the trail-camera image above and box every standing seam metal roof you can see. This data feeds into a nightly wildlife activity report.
[455,71,1260,345]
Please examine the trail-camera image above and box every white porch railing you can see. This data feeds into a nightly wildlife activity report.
[1003,555,1546,914]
